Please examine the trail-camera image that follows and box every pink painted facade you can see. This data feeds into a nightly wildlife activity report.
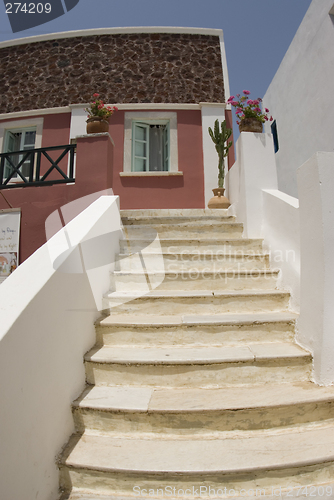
[0,126,114,262]
[110,109,205,210]
[0,108,208,260]
[0,107,236,260]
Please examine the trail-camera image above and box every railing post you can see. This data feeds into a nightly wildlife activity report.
[68,145,75,180]
[29,151,34,183]
[35,151,41,182]
[0,156,4,186]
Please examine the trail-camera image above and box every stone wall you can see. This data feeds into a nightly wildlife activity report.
[0,33,225,114]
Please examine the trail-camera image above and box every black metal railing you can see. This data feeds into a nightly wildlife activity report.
[0,144,76,189]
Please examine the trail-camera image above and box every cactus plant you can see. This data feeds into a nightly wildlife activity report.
[208,119,233,188]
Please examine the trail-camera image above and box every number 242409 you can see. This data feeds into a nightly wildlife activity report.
[6,3,52,14]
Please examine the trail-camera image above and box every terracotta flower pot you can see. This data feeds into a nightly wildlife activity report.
[239,117,263,133]
[86,117,109,134]
[208,188,231,209]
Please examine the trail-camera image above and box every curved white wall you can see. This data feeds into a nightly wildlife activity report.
[263,0,334,198]
[0,195,121,500]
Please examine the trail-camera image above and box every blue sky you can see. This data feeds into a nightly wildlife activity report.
[0,0,312,121]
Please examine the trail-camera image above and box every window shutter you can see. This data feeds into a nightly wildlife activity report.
[132,122,149,172]
[163,122,170,171]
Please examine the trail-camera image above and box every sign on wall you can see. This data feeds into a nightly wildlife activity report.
[0,209,21,281]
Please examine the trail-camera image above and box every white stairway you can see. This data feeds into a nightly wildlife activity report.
[59,209,334,500]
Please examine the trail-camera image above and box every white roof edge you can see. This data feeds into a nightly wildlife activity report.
[0,106,71,121]
[0,102,227,120]
[0,26,224,49]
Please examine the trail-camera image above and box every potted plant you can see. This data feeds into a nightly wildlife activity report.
[227,90,273,132]
[207,119,233,209]
[85,93,118,134]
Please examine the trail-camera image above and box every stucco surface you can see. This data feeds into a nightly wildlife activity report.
[263,0,334,197]
[0,33,225,113]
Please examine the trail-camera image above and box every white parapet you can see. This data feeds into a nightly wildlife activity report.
[226,133,300,310]
[228,133,334,384]
[226,132,278,238]
[262,189,300,311]
[297,151,334,385]
[0,194,122,500]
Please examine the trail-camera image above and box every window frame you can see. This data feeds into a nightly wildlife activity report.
[123,112,178,175]
[132,120,170,173]
[0,118,43,183]
[3,127,37,180]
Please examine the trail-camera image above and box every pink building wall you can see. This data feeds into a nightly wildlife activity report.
[0,127,114,262]
[110,109,205,210]
[0,109,207,261]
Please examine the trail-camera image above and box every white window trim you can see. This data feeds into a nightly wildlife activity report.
[123,112,178,174]
[0,118,43,154]
[0,118,43,183]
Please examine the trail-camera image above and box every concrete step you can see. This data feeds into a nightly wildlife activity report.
[105,289,291,315]
[122,215,236,225]
[120,237,264,253]
[84,342,312,387]
[112,269,279,292]
[96,312,298,347]
[122,222,244,239]
[65,484,334,500]
[115,251,270,272]
[120,209,232,218]
[72,381,334,436]
[59,425,334,497]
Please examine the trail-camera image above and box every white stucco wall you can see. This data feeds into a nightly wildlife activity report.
[297,152,334,385]
[262,189,300,311]
[226,132,278,238]
[263,0,334,198]
[226,133,300,311]
[0,195,122,500]
[228,131,334,384]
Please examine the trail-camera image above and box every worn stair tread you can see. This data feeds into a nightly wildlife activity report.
[106,289,289,299]
[66,485,334,500]
[122,237,263,244]
[98,311,298,327]
[85,342,310,365]
[113,269,279,276]
[66,486,334,500]
[63,426,334,474]
[117,251,270,259]
[120,209,231,217]
[73,381,334,413]
[123,219,239,226]
[122,216,236,225]
[123,221,243,229]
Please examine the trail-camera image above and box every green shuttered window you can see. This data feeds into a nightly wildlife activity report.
[132,121,170,172]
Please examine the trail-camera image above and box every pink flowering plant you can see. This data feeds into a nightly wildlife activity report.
[227,90,272,126]
[85,93,118,121]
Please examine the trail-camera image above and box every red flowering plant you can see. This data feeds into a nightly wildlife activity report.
[227,90,273,126]
[85,93,118,121]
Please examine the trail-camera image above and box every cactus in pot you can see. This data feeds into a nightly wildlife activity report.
[208,119,233,189]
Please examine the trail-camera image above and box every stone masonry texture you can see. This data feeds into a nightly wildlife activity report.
[0,33,225,113]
